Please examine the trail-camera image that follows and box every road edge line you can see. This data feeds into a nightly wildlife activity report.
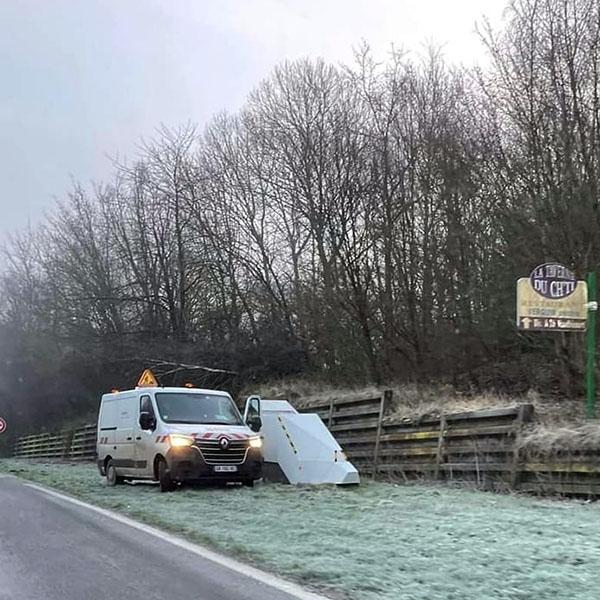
[22,480,329,600]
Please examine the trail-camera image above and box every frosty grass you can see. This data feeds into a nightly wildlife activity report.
[2,459,599,600]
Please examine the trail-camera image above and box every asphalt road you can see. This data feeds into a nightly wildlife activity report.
[0,476,322,600]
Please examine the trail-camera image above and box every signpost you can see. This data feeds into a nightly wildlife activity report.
[0,417,7,435]
[517,262,597,418]
[586,272,597,419]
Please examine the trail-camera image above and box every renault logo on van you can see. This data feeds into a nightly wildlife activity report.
[218,437,230,450]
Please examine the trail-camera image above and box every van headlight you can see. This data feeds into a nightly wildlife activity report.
[249,436,262,449]
[169,434,194,448]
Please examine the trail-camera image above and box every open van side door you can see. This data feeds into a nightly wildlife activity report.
[243,396,262,432]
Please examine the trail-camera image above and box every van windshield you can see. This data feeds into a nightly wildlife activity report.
[155,392,243,425]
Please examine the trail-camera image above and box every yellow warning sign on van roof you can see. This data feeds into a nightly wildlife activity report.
[137,369,159,388]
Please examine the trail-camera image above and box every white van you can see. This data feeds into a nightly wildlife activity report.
[96,384,263,492]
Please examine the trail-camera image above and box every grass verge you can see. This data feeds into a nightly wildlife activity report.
[2,459,600,600]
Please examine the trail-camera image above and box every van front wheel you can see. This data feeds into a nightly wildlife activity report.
[157,458,175,493]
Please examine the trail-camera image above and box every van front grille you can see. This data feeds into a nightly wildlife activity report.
[195,439,249,465]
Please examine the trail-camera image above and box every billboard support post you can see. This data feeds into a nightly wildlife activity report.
[586,271,597,419]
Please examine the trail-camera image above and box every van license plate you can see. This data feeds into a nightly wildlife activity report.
[214,465,238,473]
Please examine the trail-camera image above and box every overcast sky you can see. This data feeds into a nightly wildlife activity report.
[0,0,507,238]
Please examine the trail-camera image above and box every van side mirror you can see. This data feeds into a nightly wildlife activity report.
[139,411,156,431]
[243,395,262,432]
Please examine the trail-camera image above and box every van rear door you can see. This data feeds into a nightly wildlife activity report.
[98,396,119,450]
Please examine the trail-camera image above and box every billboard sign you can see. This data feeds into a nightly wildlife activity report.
[517,275,587,332]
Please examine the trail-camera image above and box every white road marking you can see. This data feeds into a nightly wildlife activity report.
[23,481,329,600]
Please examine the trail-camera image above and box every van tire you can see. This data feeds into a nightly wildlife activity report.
[157,458,175,493]
[105,460,123,487]
[242,479,255,488]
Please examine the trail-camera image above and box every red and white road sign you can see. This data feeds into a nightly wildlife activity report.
[0,417,7,434]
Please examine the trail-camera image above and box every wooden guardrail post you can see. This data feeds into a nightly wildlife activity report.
[434,413,447,480]
[62,430,74,459]
[372,389,391,474]
[327,397,335,428]
[510,404,528,489]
